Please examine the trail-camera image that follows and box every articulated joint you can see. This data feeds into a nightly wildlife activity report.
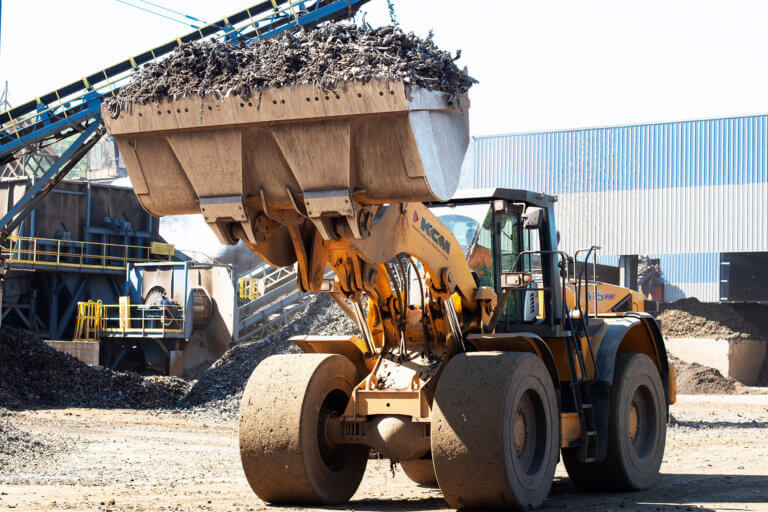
[325,415,430,462]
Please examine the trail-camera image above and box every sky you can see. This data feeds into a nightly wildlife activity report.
[4,0,768,136]
[4,0,768,256]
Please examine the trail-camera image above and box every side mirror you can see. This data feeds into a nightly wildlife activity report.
[500,272,533,289]
[523,207,545,230]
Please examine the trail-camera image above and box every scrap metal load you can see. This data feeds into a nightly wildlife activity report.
[105,23,473,266]
[108,24,473,107]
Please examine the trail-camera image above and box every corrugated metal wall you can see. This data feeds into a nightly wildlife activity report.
[473,114,768,193]
[469,113,768,302]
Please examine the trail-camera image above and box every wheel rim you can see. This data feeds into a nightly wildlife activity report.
[316,388,353,472]
[512,389,547,476]
[628,384,657,460]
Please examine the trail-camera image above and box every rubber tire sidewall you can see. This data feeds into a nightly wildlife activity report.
[609,353,667,490]
[239,354,368,505]
[432,352,559,510]
[401,458,439,488]
[562,353,667,491]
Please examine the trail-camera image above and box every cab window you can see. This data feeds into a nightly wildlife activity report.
[467,208,494,288]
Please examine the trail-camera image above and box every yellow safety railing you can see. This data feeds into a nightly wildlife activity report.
[100,302,185,336]
[239,277,262,301]
[74,297,185,340]
[119,296,131,330]
[1,236,220,271]
[74,300,103,341]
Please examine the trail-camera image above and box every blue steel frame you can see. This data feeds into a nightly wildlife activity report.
[2,178,160,341]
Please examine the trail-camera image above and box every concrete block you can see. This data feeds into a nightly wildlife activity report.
[666,337,767,386]
[45,340,100,366]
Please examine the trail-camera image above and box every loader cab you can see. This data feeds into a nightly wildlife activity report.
[430,188,564,331]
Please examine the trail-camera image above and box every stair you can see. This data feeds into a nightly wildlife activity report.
[236,263,314,343]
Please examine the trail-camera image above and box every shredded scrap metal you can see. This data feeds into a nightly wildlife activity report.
[109,23,474,110]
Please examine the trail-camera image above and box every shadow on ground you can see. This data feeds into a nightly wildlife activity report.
[291,473,768,511]
[545,473,768,511]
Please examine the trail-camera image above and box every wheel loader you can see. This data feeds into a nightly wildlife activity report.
[103,79,675,510]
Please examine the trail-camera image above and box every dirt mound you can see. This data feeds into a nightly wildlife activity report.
[185,293,359,418]
[658,298,759,339]
[669,355,740,394]
[0,327,190,410]
[110,22,473,109]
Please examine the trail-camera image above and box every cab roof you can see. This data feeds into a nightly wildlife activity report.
[427,188,557,208]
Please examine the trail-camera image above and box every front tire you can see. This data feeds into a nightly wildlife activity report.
[431,352,559,510]
[563,353,667,491]
[238,354,368,505]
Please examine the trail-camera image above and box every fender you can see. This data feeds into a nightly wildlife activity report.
[593,313,670,401]
[466,332,560,395]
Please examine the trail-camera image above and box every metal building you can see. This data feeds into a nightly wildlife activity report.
[468,113,768,303]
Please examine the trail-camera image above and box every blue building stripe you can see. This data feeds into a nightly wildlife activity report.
[652,252,720,284]
[593,253,717,284]
[473,114,768,193]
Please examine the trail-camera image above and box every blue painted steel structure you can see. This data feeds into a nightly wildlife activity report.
[0,0,370,239]
[0,180,162,340]
[470,114,768,302]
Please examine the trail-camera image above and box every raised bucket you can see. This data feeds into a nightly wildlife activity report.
[104,80,468,249]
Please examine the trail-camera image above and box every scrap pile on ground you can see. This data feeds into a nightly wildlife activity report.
[0,408,48,469]
[110,22,473,109]
[0,292,357,418]
[658,298,760,339]
[669,355,740,395]
[184,293,359,418]
[0,327,190,410]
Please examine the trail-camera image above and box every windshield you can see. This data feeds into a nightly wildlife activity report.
[429,204,489,250]
[430,203,494,288]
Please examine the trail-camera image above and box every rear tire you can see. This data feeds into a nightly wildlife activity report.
[239,354,368,505]
[563,353,666,491]
[401,458,438,488]
[432,352,559,510]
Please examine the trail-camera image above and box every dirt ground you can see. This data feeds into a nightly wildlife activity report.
[1,395,767,512]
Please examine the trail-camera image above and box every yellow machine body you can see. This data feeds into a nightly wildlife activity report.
[104,79,673,509]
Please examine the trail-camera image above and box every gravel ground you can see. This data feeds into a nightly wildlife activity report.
[1,395,767,511]
[0,294,358,421]
[109,22,474,111]
[0,408,52,472]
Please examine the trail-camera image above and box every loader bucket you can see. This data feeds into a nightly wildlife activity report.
[103,80,468,262]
